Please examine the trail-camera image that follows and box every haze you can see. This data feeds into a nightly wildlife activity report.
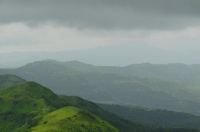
[0,0,200,67]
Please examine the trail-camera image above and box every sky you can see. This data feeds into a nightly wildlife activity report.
[0,0,200,67]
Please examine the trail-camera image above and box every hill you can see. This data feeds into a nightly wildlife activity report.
[0,74,25,90]
[0,75,199,131]
[100,104,200,129]
[1,60,200,115]
[0,81,120,132]
[31,106,118,132]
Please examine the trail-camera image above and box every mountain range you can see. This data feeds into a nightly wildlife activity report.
[1,75,199,131]
[1,60,200,115]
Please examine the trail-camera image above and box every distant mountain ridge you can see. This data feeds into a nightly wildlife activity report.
[1,60,200,115]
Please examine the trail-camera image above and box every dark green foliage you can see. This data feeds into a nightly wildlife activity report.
[0,82,62,131]
[0,82,118,132]
[59,96,152,132]
[100,104,200,129]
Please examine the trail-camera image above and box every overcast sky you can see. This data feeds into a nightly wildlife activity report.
[0,0,200,67]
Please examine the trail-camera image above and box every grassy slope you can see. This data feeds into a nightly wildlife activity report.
[0,82,62,132]
[31,106,118,132]
[0,80,199,132]
[0,82,119,132]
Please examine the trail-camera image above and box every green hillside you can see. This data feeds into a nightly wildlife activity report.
[0,81,119,132]
[0,76,199,131]
[2,60,200,115]
[0,82,63,131]
[31,106,118,132]
[0,81,153,132]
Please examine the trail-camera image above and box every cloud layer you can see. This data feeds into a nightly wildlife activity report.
[0,0,200,66]
[0,23,200,53]
[0,0,200,29]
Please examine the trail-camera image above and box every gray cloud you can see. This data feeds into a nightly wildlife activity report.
[0,0,200,29]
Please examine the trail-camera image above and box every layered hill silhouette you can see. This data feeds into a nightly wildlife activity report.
[100,104,200,129]
[1,60,200,115]
[0,74,25,90]
[0,75,199,132]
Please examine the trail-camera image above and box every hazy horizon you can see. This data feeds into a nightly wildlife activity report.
[1,58,200,69]
[1,0,200,67]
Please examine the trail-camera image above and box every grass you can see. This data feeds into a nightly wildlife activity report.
[31,106,119,132]
[0,82,118,132]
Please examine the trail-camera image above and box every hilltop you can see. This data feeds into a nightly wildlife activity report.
[0,75,199,131]
[0,81,119,132]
